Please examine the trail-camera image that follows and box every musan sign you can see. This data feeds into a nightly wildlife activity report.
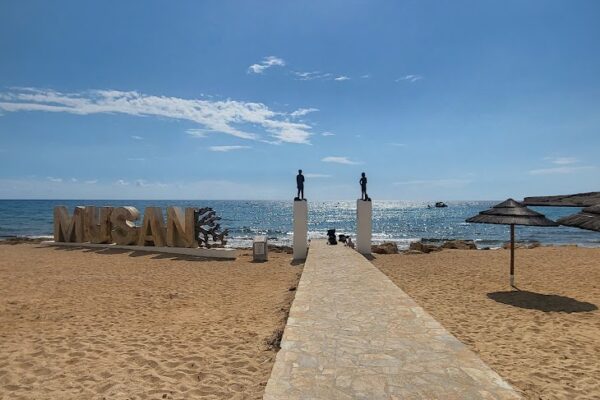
[53,206,227,248]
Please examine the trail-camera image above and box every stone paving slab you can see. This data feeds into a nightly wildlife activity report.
[263,240,521,399]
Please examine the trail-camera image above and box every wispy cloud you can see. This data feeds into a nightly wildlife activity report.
[209,145,251,152]
[247,56,285,74]
[131,135,143,140]
[321,156,362,165]
[115,179,129,186]
[47,177,62,183]
[334,76,350,81]
[304,173,332,178]
[361,74,371,79]
[186,128,210,138]
[529,166,595,175]
[0,87,314,144]
[292,71,332,81]
[321,131,335,136]
[544,156,579,165]
[396,74,423,83]
[290,107,319,118]
[84,179,98,184]
[394,179,471,188]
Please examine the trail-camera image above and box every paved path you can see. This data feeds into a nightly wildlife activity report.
[263,240,520,399]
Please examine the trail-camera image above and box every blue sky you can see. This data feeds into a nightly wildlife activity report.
[0,0,599,200]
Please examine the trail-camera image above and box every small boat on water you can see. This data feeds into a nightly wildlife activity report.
[435,201,448,208]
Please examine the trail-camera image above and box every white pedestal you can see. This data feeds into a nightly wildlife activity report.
[293,200,308,260]
[356,199,372,255]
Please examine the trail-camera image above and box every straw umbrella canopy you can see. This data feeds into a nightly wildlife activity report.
[466,199,558,287]
[557,204,600,232]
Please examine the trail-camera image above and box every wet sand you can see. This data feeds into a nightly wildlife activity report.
[0,244,302,400]
[373,246,600,399]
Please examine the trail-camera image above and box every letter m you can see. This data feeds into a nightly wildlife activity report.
[54,206,86,242]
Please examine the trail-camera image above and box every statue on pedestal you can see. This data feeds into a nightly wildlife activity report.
[360,172,370,201]
[295,169,305,201]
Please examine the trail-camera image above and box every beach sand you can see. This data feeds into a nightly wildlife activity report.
[0,244,302,400]
[373,246,600,400]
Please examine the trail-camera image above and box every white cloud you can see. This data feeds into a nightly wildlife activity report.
[131,135,143,140]
[394,179,471,188]
[321,131,335,136]
[396,74,423,83]
[247,56,285,74]
[115,179,129,186]
[84,179,98,184]
[544,156,579,165]
[209,145,251,152]
[70,178,78,182]
[304,173,332,178]
[292,71,332,81]
[334,76,350,81]
[0,87,313,144]
[47,177,62,182]
[529,166,595,175]
[290,107,319,118]
[361,74,371,79]
[321,156,362,165]
[185,128,210,138]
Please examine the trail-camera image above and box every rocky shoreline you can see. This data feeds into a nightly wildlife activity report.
[372,239,549,255]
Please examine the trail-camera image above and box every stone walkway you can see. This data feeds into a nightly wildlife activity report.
[263,240,520,399]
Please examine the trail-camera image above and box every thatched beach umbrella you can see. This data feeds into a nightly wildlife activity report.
[466,199,558,287]
[557,204,600,232]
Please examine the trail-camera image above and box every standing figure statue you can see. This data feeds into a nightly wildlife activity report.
[296,169,305,201]
[360,172,370,201]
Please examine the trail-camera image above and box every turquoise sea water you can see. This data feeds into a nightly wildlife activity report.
[1,200,599,249]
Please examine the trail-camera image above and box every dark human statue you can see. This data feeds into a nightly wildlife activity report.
[360,172,370,201]
[295,169,305,201]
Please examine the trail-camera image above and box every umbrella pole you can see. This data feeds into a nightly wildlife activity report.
[510,224,515,288]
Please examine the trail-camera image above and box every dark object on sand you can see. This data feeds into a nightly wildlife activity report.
[372,242,399,254]
[338,234,347,243]
[466,198,557,288]
[327,229,337,245]
[558,204,600,232]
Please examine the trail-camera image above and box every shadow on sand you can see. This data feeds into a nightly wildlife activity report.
[487,290,598,313]
[45,245,231,262]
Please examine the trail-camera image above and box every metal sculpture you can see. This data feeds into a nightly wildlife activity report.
[194,207,228,248]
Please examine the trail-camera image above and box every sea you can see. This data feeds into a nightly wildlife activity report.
[1,199,599,249]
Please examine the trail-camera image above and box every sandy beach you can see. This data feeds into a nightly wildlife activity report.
[373,246,600,400]
[0,244,302,400]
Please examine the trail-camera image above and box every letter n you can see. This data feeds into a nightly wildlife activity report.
[166,207,198,248]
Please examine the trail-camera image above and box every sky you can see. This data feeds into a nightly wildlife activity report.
[0,0,599,200]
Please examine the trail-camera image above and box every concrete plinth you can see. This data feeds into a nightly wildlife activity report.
[293,200,308,260]
[356,199,372,254]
